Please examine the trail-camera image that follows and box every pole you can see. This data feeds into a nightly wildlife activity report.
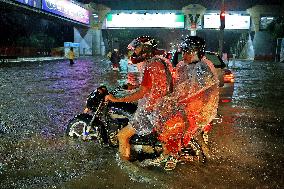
[219,29,224,56]
[218,0,225,56]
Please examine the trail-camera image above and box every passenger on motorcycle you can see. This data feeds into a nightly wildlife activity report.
[105,36,174,161]
[149,36,220,168]
[175,36,219,146]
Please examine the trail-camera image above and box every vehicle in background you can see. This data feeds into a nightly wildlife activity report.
[168,50,235,103]
[204,51,234,103]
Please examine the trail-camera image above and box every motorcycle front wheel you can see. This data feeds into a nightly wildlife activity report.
[66,117,97,140]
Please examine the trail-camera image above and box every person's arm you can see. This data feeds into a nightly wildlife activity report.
[106,67,152,103]
[105,85,148,103]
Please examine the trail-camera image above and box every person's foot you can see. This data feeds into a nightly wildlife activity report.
[140,154,178,171]
[140,154,167,167]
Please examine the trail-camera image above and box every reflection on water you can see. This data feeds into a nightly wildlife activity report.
[0,58,283,188]
[247,34,255,60]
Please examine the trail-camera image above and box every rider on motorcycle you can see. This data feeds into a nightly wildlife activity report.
[149,36,220,168]
[105,36,174,161]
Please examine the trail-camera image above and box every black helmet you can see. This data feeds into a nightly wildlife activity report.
[128,36,158,64]
[179,36,206,59]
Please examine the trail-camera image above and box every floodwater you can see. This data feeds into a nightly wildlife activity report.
[0,58,283,189]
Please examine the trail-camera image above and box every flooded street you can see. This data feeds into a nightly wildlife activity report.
[0,58,283,189]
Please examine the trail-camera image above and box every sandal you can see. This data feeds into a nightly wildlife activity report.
[164,156,178,171]
[202,131,209,145]
[178,153,194,163]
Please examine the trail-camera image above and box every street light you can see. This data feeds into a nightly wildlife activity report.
[220,11,225,30]
[218,0,225,56]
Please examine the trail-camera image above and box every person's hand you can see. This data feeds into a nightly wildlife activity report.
[122,83,138,90]
[83,108,90,113]
[105,94,117,102]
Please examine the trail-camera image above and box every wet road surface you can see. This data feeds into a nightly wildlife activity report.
[0,57,283,189]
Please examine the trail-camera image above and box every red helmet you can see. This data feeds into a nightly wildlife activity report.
[128,36,158,64]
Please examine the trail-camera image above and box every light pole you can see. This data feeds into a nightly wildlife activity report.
[218,0,225,56]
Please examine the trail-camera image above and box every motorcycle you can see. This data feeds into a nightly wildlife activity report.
[66,86,214,170]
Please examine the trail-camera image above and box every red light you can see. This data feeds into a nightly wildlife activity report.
[220,11,225,29]
[221,99,231,103]
[223,70,234,83]
[224,73,234,83]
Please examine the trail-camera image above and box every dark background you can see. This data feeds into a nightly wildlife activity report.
[0,0,283,57]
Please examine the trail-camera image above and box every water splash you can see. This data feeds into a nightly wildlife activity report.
[247,34,255,60]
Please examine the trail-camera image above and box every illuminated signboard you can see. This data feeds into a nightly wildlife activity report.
[203,14,220,29]
[106,13,184,28]
[203,13,250,29]
[42,0,89,24]
[14,0,41,8]
[226,14,250,29]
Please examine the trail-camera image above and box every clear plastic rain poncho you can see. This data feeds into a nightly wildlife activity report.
[129,55,174,136]
[151,57,219,153]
